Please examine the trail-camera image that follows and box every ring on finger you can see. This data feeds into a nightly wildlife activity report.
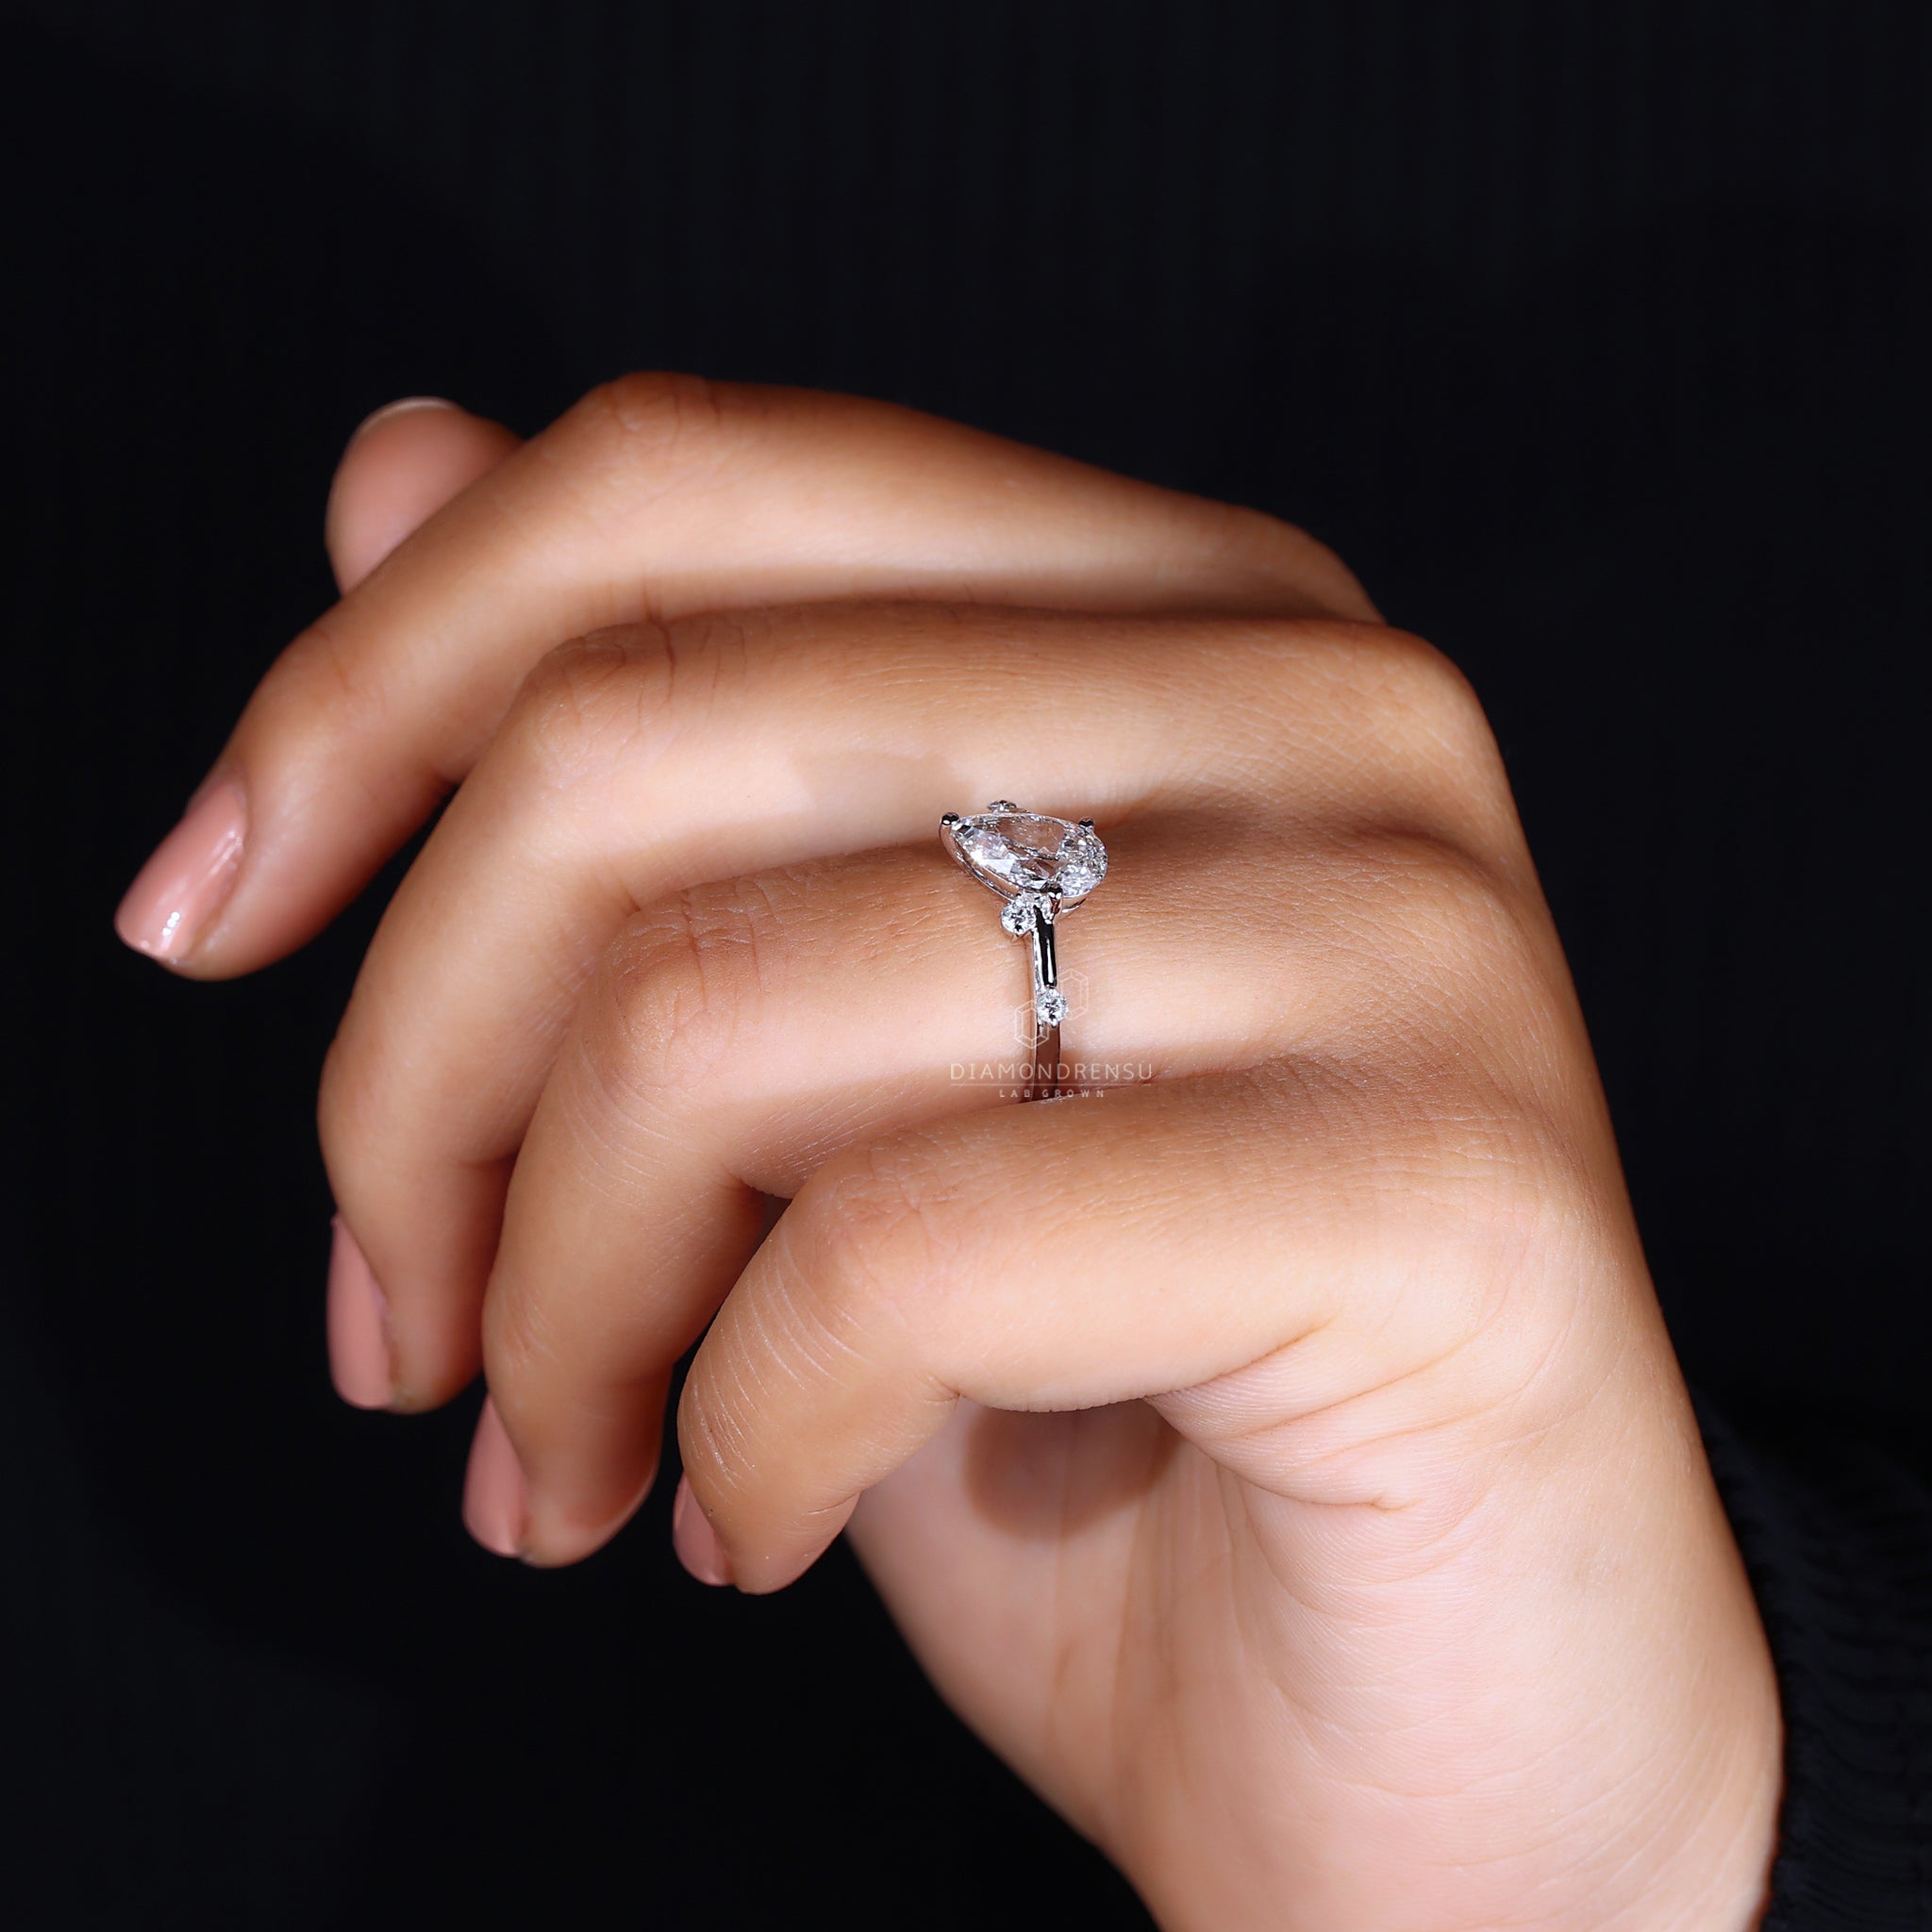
[941,802,1108,1102]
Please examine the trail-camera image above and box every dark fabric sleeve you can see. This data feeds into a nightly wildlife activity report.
[1697,1398,1932,1928]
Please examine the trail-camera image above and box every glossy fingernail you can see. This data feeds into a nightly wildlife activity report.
[325,1215,391,1409]
[114,777,246,963]
[463,1397,528,1559]
[347,394,458,442]
[672,1473,735,1587]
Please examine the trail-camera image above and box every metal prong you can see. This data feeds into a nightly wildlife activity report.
[1078,818,1095,830]
[940,812,961,826]
[987,799,1018,813]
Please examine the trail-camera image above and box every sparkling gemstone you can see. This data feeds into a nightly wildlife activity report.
[952,810,1108,902]
[1001,892,1042,937]
[1036,989,1069,1025]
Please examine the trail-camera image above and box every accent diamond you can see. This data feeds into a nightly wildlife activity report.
[1001,892,1042,937]
[952,811,1108,903]
[1036,988,1069,1025]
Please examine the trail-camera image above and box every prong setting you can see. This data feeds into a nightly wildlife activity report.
[942,806,1107,906]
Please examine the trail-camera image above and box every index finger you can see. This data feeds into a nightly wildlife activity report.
[111,374,1374,978]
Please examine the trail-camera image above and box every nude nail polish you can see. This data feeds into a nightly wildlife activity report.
[463,1397,528,1559]
[325,1216,392,1409]
[346,394,458,442]
[114,777,246,963]
[672,1473,734,1587]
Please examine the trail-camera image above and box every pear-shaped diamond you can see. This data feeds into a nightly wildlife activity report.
[951,810,1108,903]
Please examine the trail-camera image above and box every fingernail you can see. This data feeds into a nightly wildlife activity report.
[672,1473,735,1587]
[325,1215,392,1409]
[114,777,247,963]
[463,1397,529,1559]
[348,395,458,442]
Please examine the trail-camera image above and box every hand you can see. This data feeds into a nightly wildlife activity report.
[116,380,1780,1930]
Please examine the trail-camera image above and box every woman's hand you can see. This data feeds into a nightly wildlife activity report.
[116,382,1779,1930]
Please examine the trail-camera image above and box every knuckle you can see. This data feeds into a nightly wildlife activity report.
[1297,825,1538,1037]
[595,905,734,1096]
[1274,1063,1591,1374]
[587,885,774,1096]
[1259,619,1505,789]
[1416,1100,1590,1270]
[554,370,746,503]
[1354,827,1518,955]
[506,629,662,791]
[782,1141,950,1341]
[1355,625,1503,776]
[1182,1079,1607,1508]
[1246,619,1524,880]
[1403,1143,1617,1440]
[502,614,757,793]
[1212,507,1374,619]
[681,1147,951,1507]
[258,611,384,732]
[589,369,731,441]
[1326,858,1580,1164]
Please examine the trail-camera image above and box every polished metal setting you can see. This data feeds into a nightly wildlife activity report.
[941,803,1108,1101]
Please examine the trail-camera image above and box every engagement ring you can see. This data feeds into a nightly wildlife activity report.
[941,802,1108,1102]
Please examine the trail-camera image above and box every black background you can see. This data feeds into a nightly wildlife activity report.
[3,2,1927,1926]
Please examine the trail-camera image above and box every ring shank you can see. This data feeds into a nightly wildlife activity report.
[1026,907,1065,1102]
[1027,1020,1065,1103]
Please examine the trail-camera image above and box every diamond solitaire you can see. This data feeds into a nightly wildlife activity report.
[941,802,1108,1103]
[949,808,1108,904]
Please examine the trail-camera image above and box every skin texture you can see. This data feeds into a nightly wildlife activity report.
[117,379,1781,1929]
